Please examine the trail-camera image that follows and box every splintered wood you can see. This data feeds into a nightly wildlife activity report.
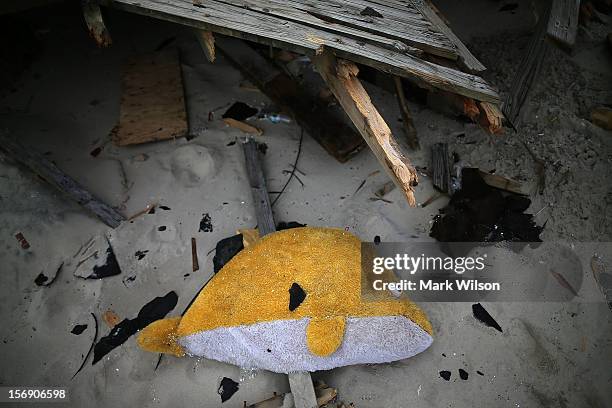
[313,52,419,207]
[112,49,188,146]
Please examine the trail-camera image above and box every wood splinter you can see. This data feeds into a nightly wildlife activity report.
[393,76,419,150]
[313,52,419,207]
[191,237,200,272]
[194,29,215,62]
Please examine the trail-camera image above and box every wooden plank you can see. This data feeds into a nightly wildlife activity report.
[288,371,318,408]
[213,0,457,59]
[207,0,421,56]
[502,2,551,127]
[100,0,500,103]
[0,133,125,228]
[313,51,419,207]
[478,101,504,134]
[406,0,486,72]
[194,29,215,62]
[431,142,451,193]
[242,139,276,236]
[547,0,580,50]
[241,139,317,408]
[112,48,188,146]
[216,36,364,162]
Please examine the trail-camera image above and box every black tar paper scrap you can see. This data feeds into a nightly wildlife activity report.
[92,291,178,364]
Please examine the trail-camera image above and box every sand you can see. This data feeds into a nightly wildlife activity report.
[0,1,611,407]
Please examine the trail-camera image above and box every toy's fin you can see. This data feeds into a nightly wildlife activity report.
[137,316,185,357]
[306,316,346,356]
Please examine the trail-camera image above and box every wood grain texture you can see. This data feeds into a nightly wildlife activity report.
[100,0,500,102]
[547,0,580,49]
[478,101,504,134]
[217,36,364,162]
[113,48,188,146]
[502,2,551,127]
[0,133,125,228]
[288,371,318,408]
[83,0,112,47]
[313,52,419,206]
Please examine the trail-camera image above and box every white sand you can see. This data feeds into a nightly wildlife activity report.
[0,1,611,407]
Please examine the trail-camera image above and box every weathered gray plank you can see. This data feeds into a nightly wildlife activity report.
[242,139,276,236]
[406,0,486,72]
[502,2,551,127]
[100,0,500,102]
[0,133,125,228]
[213,0,421,55]
[217,0,456,58]
[288,371,318,408]
[547,0,580,50]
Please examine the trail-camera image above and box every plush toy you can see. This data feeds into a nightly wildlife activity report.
[138,227,433,373]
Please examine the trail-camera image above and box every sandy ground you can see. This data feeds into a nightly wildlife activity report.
[1,1,611,407]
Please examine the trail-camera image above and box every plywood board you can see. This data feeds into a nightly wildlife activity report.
[112,49,188,146]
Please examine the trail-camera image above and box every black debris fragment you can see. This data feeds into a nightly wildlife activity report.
[477,370,484,376]
[34,273,48,286]
[72,313,98,379]
[90,146,102,157]
[92,291,178,364]
[439,370,451,381]
[430,168,543,242]
[148,206,156,214]
[71,324,88,335]
[257,142,268,155]
[213,234,244,273]
[199,213,213,232]
[218,377,239,403]
[459,369,469,380]
[88,246,121,279]
[472,303,503,333]
[222,102,258,121]
[159,205,171,211]
[226,140,236,146]
[135,250,149,260]
[289,282,307,311]
[158,226,167,231]
[374,235,381,245]
[360,6,383,17]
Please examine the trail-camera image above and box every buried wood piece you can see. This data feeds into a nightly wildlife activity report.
[547,0,580,50]
[393,76,419,150]
[82,0,112,47]
[241,139,317,408]
[112,49,188,146]
[590,106,612,130]
[478,101,505,134]
[0,133,125,228]
[313,52,419,207]
[502,2,551,128]
[431,142,452,193]
[247,385,337,408]
[223,118,263,135]
[194,29,215,62]
[216,36,364,162]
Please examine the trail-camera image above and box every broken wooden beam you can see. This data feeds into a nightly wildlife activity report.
[195,29,215,62]
[82,0,112,47]
[313,51,419,207]
[241,138,318,408]
[393,76,419,150]
[479,171,526,195]
[0,133,125,228]
[217,36,364,162]
[547,0,580,50]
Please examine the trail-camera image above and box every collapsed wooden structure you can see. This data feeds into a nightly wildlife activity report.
[86,0,501,207]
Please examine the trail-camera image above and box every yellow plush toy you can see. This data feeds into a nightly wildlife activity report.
[138,227,433,373]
